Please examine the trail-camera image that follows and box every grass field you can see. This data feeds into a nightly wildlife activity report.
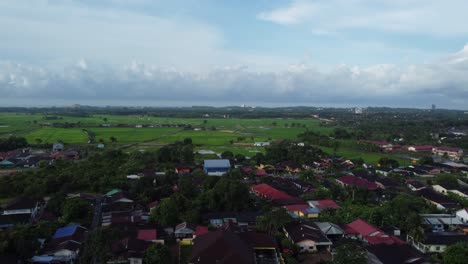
[0,112,405,165]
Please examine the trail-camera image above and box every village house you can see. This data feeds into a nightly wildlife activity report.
[344,219,405,245]
[189,228,280,264]
[336,175,378,191]
[203,159,231,176]
[456,208,468,224]
[283,222,332,253]
[407,232,468,253]
[283,204,320,219]
[433,146,464,161]
[418,188,459,210]
[32,225,88,264]
[421,214,464,232]
[432,183,468,198]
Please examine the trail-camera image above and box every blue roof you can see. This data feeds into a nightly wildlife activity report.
[0,160,14,165]
[52,225,79,239]
[305,208,321,214]
[204,159,231,168]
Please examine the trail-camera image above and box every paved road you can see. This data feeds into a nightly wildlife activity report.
[91,197,103,264]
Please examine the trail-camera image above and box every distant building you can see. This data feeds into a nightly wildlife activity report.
[203,159,231,176]
[254,142,270,147]
[433,146,463,161]
[52,142,64,152]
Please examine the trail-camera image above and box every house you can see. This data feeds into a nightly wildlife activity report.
[433,146,464,161]
[137,229,164,244]
[375,177,400,190]
[97,143,105,149]
[52,142,64,152]
[312,222,344,240]
[336,175,378,190]
[367,244,427,264]
[255,169,267,177]
[421,214,463,232]
[456,208,468,224]
[418,188,459,210]
[32,225,88,263]
[189,229,279,264]
[202,212,261,228]
[407,232,468,253]
[250,184,304,205]
[432,184,468,198]
[203,159,231,176]
[174,222,197,239]
[344,219,404,245]
[107,238,151,264]
[1,197,41,217]
[407,180,426,191]
[407,145,434,153]
[1,197,42,228]
[283,204,319,219]
[0,160,14,168]
[307,200,341,211]
[283,222,332,253]
[254,142,270,147]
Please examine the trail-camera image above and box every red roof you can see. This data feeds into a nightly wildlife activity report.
[251,184,293,200]
[148,200,159,209]
[345,219,405,245]
[315,200,341,209]
[337,175,378,190]
[434,146,461,152]
[255,169,267,176]
[407,145,434,151]
[137,229,157,241]
[284,204,309,213]
[195,226,209,236]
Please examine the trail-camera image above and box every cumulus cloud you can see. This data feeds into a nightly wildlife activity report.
[1,45,468,108]
[257,0,315,25]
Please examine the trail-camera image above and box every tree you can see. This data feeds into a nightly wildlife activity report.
[150,197,180,227]
[443,242,468,264]
[35,138,43,145]
[235,153,246,163]
[110,136,117,143]
[436,174,459,187]
[256,208,293,235]
[61,198,92,224]
[103,117,108,122]
[145,244,171,264]
[221,151,234,160]
[183,137,193,145]
[332,242,367,264]
[377,157,399,169]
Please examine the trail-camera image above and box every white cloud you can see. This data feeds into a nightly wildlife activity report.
[2,44,468,109]
[257,0,468,35]
[257,0,315,25]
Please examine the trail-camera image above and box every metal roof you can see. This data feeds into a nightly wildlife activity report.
[52,225,79,239]
[204,159,231,168]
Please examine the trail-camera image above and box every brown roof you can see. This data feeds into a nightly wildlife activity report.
[189,229,255,264]
[3,197,39,210]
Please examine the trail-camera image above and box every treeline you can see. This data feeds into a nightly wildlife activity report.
[0,136,28,152]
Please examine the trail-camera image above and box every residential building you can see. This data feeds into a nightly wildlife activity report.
[203,159,231,176]
[433,146,464,161]
[421,214,463,232]
[456,208,468,223]
[407,232,468,253]
[283,222,332,253]
[344,219,405,245]
[189,229,279,264]
[418,188,459,210]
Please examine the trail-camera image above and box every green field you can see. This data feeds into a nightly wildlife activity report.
[0,112,405,164]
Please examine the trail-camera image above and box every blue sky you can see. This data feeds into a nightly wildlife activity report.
[1,0,468,109]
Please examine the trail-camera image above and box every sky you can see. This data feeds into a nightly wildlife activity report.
[1,0,468,109]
